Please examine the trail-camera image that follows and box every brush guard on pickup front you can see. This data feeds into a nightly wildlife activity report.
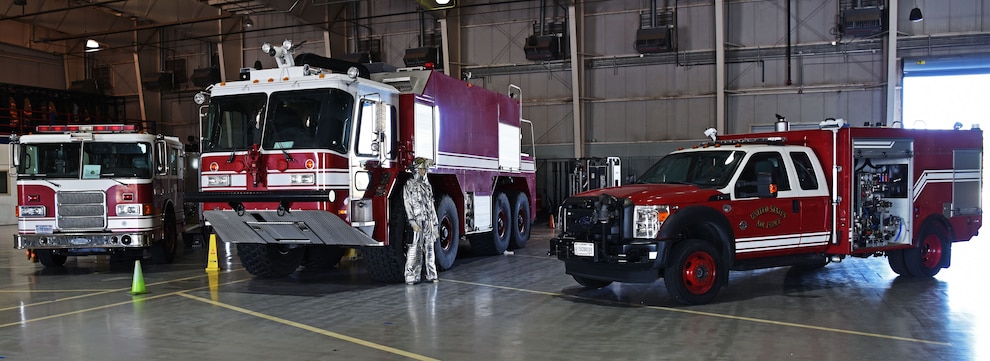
[549,194,670,283]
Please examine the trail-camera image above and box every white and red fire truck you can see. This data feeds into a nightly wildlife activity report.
[187,40,536,281]
[550,119,983,305]
[12,124,186,266]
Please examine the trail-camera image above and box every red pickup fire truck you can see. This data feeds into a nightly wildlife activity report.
[12,124,186,266]
[188,40,536,282]
[550,119,982,305]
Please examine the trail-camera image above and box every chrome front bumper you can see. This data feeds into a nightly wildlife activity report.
[15,232,154,249]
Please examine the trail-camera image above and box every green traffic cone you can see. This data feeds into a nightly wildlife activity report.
[130,260,148,295]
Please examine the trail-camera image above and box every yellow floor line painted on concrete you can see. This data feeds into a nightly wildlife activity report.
[0,273,219,313]
[0,289,118,293]
[0,278,250,329]
[178,293,440,361]
[445,279,951,346]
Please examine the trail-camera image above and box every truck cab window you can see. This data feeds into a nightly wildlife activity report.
[131,155,151,178]
[19,144,80,178]
[84,142,152,179]
[263,89,354,153]
[735,152,790,198]
[638,150,744,188]
[790,152,819,190]
[358,104,398,159]
[204,93,266,152]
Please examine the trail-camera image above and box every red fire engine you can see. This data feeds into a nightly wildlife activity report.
[188,40,536,281]
[12,124,186,266]
[550,119,982,305]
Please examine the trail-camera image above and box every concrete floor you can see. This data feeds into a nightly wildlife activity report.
[1,223,987,361]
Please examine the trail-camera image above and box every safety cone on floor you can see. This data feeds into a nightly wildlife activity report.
[205,234,221,272]
[549,215,555,229]
[130,260,148,295]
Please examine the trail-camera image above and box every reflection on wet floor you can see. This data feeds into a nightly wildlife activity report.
[0,223,987,360]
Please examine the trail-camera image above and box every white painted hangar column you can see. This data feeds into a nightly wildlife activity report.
[886,0,899,125]
[715,0,726,135]
[569,2,584,158]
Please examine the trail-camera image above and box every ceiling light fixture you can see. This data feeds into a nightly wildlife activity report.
[85,39,102,52]
[243,16,254,28]
[909,7,923,22]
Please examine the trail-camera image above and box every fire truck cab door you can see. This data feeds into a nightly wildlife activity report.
[154,141,182,214]
[352,98,393,198]
[787,150,830,248]
[729,151,807,256]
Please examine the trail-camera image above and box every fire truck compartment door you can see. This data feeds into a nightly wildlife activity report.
[953,149,982,216]
[413,102,437,161]
[204,210,381,246]
[499,123,520,171]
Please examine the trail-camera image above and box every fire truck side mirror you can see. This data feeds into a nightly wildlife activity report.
[155,142,167,175]
[372,102,389,160]
[11,143,19,168]
[756,173,778,198]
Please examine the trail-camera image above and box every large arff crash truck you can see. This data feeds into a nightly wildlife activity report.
[550,119,982,305]
[12,124,186,266]
[188,41,536,281]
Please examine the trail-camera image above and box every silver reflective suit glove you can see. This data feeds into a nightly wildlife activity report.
[410,222,421,232]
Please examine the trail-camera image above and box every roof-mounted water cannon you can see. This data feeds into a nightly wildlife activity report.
[262,40,302,68]
[704,128,718,142]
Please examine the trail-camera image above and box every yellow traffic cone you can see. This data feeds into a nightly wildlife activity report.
[205,234,221,272]
[130,260,148,295]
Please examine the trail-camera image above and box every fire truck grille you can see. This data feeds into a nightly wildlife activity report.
[559,195,632,241]
[57,191,107,230]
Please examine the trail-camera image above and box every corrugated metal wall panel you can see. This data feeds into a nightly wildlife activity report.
[0,43,64,89]
[5,0,985,167]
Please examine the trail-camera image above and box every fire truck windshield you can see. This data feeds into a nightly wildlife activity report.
[637,150,744,188]
[261,89,354,153]
[203,93,267,153]
[17,142,153,179]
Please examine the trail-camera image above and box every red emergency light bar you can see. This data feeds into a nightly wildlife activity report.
[35,124,138,134]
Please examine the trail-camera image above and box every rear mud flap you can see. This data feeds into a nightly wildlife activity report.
[203,210,382,246]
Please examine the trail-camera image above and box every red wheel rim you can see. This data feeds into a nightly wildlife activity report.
[682,251,717,295]
[439,216,453,251]
[496,209,508,239]
[515,210,526,235]
[920,233,943,269]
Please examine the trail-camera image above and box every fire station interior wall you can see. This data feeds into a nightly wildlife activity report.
[0,144,13,225]
[0,43,65,91]
[3,0,990,183]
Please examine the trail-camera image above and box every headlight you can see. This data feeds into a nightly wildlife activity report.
[116,204,148,216]
[193,92,209,105]
[206,175,230,186]
[18,205,46,217]
[290,173,315,185]
[633,205,670,239]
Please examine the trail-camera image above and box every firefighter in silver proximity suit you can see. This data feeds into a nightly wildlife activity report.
[404,157,439,284]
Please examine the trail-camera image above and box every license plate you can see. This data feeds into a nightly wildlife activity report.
[573,242,594,257]
[35,225,53,234]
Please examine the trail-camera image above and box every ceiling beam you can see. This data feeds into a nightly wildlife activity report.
[43,14,234,42]
[0,0,126,21]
